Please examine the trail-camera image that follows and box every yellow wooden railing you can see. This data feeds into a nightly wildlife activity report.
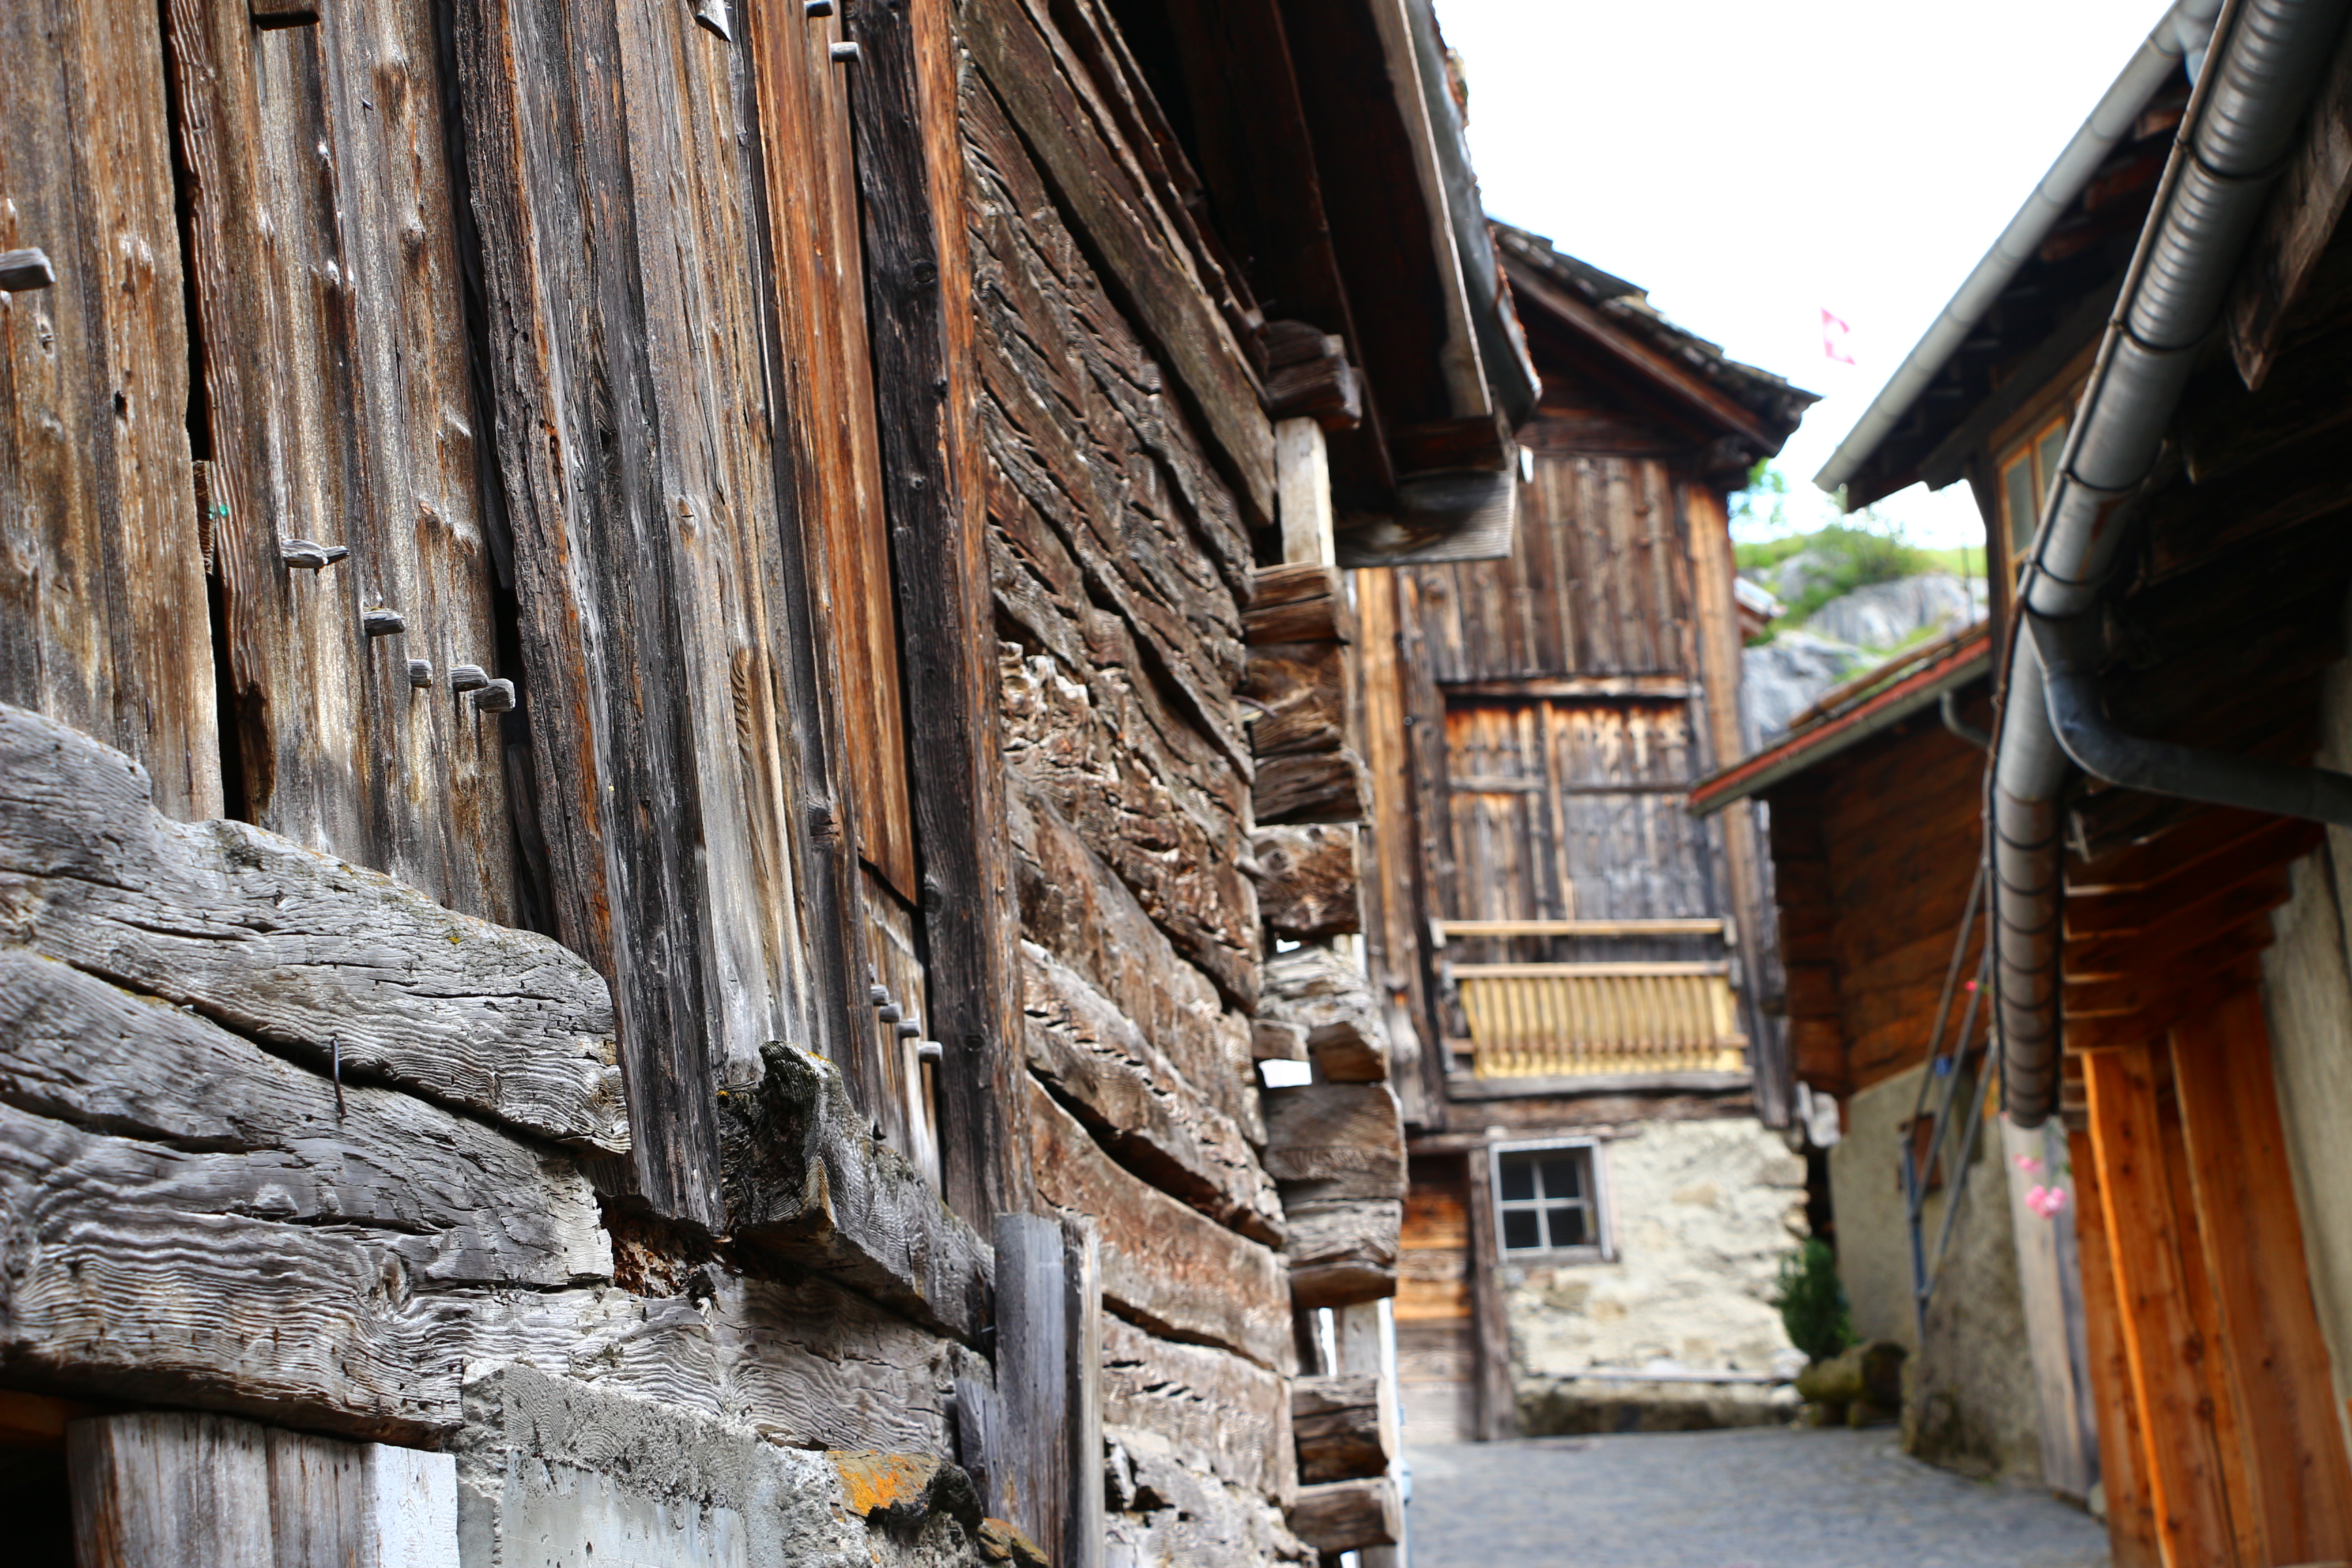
[1454,962,1746,1077]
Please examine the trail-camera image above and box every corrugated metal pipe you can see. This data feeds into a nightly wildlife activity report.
[1997,0,2352,1128]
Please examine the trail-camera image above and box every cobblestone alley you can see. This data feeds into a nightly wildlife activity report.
[1405,1428,2111,1567]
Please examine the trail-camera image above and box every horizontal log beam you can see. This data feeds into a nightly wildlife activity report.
[0,704,625,1152]
[719,1044,993,1343]
[1028,1078,1291,1371]
[1019,942,1282,1245]
[1288,1475,1401,1552]
[1292,1373,1393,1483]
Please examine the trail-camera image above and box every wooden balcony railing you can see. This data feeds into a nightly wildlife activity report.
[1454,961,1746,1077]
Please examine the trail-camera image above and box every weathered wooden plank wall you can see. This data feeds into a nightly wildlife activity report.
[0,0,219,821]
[165,0,513,919]
[1412,456,1693,683]
[445,0,907,1226]
[1765,712,1987,1098]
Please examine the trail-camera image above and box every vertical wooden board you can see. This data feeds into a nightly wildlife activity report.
[2082,1045,2239,1567]
[996,1214,1071,1561]
[865,870,934,1181]
[2002,1120,2094,1499]
[1462,1145,1514,1441]
[610,0,836,1096]
[1064,1217,1107,1568]
[2152,1077,2262,1567]
[847,0,1030,1225]
[752,0,919,903]
[1355,567,1440,1122]
[2070,1125,2163,1568]
[69,1413,275,1567]
[0,0,218,821]
[2170,987,2352,1562]
[167,0,512,915]
[444,0,726,1227]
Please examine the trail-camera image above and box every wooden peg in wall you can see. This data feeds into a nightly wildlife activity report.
[250,0,321,28]
[0,249,56,292]
[281,540,348,570]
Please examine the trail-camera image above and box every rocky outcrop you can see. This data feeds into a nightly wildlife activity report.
[1803,574,1985,652]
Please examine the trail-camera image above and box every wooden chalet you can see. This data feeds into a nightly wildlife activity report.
[1708,0,2352,1560]
[1345,225,1815,1441]
[0,0,1537,1561]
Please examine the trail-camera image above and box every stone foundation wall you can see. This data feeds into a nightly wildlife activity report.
[1505,1117,1808,1433]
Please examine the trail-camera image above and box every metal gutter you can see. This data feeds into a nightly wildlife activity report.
[1997,0,2352,1128]
[1687,635,1991,817]
[1814,0,2223,496]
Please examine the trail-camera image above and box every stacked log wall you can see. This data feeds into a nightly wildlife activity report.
[959,5,1316,1558]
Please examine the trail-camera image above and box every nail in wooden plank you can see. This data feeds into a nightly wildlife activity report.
[830,41,861,62]
[0,248,56,292]
[446,664,487,693]
[362,607,405,638]
[249,0,321,27]
[281,539,348,570]
[472,679,515,713]
[407,659,433,689]
[804,0,834,13]
[691,0,732,41]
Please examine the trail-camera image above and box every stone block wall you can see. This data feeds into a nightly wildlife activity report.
[1505,1117,1808,1434]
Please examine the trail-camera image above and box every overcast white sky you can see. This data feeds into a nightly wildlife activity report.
[1433,0,2174,546]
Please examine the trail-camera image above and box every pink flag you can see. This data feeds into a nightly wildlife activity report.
[1822,308,1856,365]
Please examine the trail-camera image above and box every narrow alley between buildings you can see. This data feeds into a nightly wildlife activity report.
[1406,1429,2111,1568]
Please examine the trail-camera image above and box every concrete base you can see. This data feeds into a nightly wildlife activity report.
[455,1362,984,1568]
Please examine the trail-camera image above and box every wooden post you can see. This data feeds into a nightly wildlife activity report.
[2070,1126,2162,1568]
[1681,483,1786,1125]
[1063,1215,1106,1568]
[69,1413,457,1567]
[2003,1119,2094,1499]
[843,0,1030,1226]
[2082,1045,2238,1566]
[1277,417,1337,566]
[994,1214,1070,1561]
[2170,986,2352,1562]
[1463,1144,1516,1441]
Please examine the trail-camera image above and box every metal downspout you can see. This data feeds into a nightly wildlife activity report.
[1996,0,2352,1128]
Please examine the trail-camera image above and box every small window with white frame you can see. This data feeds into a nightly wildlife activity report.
[1492,1139,1610,1260]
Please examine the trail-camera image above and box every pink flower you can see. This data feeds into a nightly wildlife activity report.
[2012,1154,2044,1174]
[2025,1185,2069,1220]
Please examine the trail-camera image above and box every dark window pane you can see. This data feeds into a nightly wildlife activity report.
[1499,1156,1535,1203]
[1539,1156,1583,1201]
[2003,451,2037,555]
[2035,419,2070,496]
[1547,1205,1588,1247]
[1503,1209,1541,1251]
